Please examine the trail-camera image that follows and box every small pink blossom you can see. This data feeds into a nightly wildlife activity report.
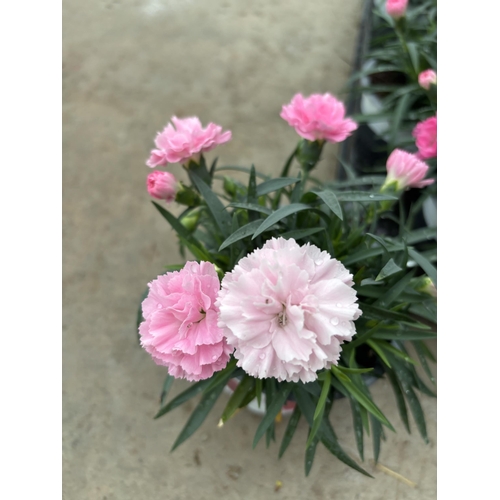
[386,0,408,19]
[383,149,434,190]
[216,238,362,383]
[413,115,437,159]
[139,262,232,381]
[418,70,437,90]
[146,116,232,167]
[280,93,358,143]
[147,171,177,202]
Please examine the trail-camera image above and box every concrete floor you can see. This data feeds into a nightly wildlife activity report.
[62,1,436,498]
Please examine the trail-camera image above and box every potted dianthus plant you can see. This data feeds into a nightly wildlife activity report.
[137,92,437,477]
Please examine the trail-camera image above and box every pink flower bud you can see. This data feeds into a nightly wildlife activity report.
[383,149,434,191]
[386,0,408,19]
[147,171,177,202]
[418,70,437,90]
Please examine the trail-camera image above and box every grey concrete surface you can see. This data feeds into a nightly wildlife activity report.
[62,1,437,498]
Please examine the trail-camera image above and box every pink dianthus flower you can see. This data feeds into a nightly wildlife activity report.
[413,115,437,160]
[147,170,177,203]
[418,69,437,90]
[216,238,362,383]
[386,0,408,19]
[146,116,232,167]
[280,93,357,143]
[139,261,232,381]
[383,149,434,190]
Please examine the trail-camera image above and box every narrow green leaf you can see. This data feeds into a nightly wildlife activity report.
[408,248,438,287]
[366,340,392,368]
[331,366,395,431]
[255,378,263,409]
[385,368,410,433]
[152,202,211,261]
[202,358,238,393]
[154,378,213,419]
[294,388,372,477]
[374,270,417,308]
[209,156,218,178]
[314,371,332,420]
[412,341,436,385]
[278,405,302,459]
[218,220,263,251]
[389,93,412,149]
[306,372,331,448]
[372,329,437,341]
[256,177,301,197]
[252,383,292,448]
[360,303,430,328]
[406,42,420,74]
[337,366,374,375]
[228,202,272,215]
[336,192,398,202]
[280,227,324,240]
[220,375,255,423]
[389,356,429,442]
[216,165,269,180]
[171,382,226,450]
[247,165,257,204]
[190,171,232,237]
[159,375,175,406]
[305,431,320,476]
[376,258,403,281]
[311,189,343,220]
[350,399,365,461]
[252,203,312,239]
[370,340,418,365]
[370,414,383,463]
[280,147,297,177]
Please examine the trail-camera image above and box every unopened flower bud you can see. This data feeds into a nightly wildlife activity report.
[147,171,177,202]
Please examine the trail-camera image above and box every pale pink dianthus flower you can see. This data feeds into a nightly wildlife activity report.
[147,170,177,203]
[383,149,434,191]
[280,93,358,144]
[139,261,232,381]
[216,238,362,383]
[386,0,408,19]
[146,116,232,168]
[418,69,437,90]
[413,115,437,160]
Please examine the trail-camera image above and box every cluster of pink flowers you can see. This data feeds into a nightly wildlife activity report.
[413,115,437,159]
[386,0,408,19]
[383,149,434,191]
[139,239,362,383]
[280,93,358,144]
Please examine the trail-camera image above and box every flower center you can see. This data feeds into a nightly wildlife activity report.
[277,309,287,327]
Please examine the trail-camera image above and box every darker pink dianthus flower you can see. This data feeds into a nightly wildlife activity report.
[280,93,357,143]
[418,69,437,90]
[413,115,437,160]
[146,116,232,167]
[383,149,434,191]
[386,0,408,19]
[139,262,232,381]
[216,238,362,383]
